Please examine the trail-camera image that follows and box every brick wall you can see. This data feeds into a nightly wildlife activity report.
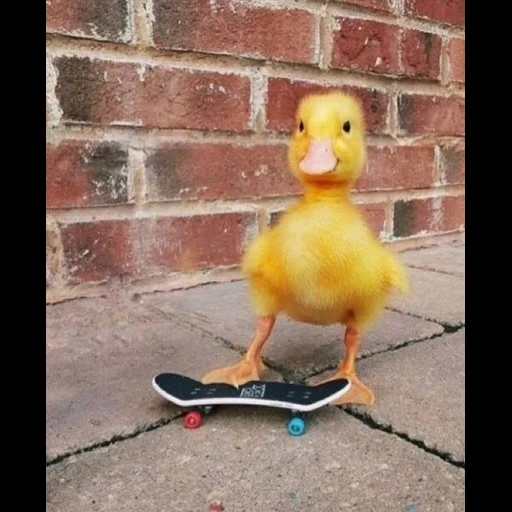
[46,0,465,303]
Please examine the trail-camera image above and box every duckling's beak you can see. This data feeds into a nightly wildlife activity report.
[299,138,338,175]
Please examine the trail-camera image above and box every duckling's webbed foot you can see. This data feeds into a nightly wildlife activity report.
[202,358,265,387]
[313,371,375,405]
[202,316,275,387]
[309,325,375,406]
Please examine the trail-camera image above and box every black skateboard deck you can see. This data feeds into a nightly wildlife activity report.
[152,373,351,412]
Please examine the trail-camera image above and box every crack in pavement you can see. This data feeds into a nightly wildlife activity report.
[288,323,464,383]
[149,306,289,381]
[46,414,181,468]
[147,305,248,356]
[148,304,457,383]
[343,408,465,470]
[385,307,464,330]
[46,313,464,469]
[404,264,464,278]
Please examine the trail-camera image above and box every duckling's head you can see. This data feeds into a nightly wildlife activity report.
[288,91,366,187]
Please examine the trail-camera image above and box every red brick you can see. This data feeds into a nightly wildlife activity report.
[46,0,130,42]
[440,196,464,231]
[145,143,299,202]
[61,213,256,284]
[398,95,464,136]
[54,57,251,131]
[338,0,394,13]
[153,0,317,64]
[46,141,130,208]
[393,198,434,237]
[331,18,400,75]
[440,142,465,185]
[448,38,465,83]
[404,0,464,27]
[266,78,389,134]
[401,29,441,79]
[61,219,134,284]
[141,213,255,273]
[54,57,136,125]
[358,146,435,191]
[357,203,387,236]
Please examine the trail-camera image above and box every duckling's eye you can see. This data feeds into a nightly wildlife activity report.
[343,121,351,133]
[299,121,305,133]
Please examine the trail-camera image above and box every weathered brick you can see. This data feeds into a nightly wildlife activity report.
[401,29,442,79]
[61,220,134,284]
[398,95,464,136]
[153,0,317,64]
[331,18,400,75]
[46,0,130,42]
[46,141,130,208]
[54,57,136,125]
[54,57,251,131]
[358,146,435,191]
[140,213,255,273]
[393,198,434,237]
[357,202,387,235]
[404,0,464,27]
[440,142,465,185]
[145,143,298,202]
[440,196,464,231]
[448,38,465,83]
[61,213,256,284]
[338,0,394,13]
[266,78,389,134]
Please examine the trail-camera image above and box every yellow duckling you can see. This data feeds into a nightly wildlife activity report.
[203,91,409,405]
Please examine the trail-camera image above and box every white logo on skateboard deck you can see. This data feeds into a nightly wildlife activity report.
[239,384,266,398]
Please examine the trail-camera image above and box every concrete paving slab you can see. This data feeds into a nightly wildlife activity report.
[389,268,465,326]
[357,330,465,462]
[46,297,242,460]
[46,407,464,512]
[401,244,465,276]
[146,281,443,377]
[315,330,465,462]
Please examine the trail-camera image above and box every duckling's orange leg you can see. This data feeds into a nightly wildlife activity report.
[202,316,275,387]
[315,326,375,406]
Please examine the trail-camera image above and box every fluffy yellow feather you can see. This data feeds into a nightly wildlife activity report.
[243,92,408,328]
[203,91,409,405]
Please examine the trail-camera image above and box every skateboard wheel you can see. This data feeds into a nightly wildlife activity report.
[183,411,202,429]
[287,417,306,436]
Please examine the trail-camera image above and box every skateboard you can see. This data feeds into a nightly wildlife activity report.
[152,372,351,436]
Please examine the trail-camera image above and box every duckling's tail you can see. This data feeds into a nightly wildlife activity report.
[386,254,410,295]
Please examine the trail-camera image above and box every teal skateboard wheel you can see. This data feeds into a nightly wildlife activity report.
[287,416,306,436]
